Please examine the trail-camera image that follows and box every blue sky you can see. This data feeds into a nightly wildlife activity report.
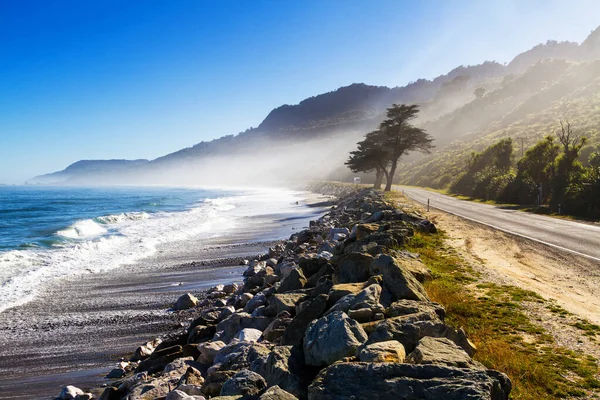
[1,0,599,183]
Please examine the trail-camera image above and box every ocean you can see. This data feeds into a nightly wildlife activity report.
[0,185,309,313]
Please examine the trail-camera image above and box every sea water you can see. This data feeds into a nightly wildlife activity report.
[0,185,309,313]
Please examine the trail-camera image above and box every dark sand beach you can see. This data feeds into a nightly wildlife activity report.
[0,195,330,399]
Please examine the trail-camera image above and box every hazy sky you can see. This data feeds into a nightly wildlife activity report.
[1,0,599,183]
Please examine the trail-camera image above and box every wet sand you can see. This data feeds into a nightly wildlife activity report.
[0,195,329,399]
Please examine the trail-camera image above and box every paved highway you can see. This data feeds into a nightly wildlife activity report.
[400,186,600,262]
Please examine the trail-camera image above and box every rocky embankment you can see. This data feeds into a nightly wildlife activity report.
[57,187,511,400]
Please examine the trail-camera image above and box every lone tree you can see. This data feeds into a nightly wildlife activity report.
[346,104,434,191]
[346,131,389,189]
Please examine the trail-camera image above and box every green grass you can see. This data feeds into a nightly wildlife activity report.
[386,190,600,398]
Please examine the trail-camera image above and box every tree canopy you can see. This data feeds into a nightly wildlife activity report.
[346,104,434,191]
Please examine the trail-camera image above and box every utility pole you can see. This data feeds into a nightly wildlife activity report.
[517,137,525,158]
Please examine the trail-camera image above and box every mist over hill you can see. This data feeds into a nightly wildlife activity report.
[30,26,600,186]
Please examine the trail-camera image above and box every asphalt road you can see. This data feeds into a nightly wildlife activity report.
[400,186,600,262]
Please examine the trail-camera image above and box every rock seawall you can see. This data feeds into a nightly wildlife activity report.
[57,186,511,400]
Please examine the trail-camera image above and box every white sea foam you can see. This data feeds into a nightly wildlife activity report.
[56,219,109,239]
[0,188,311,314]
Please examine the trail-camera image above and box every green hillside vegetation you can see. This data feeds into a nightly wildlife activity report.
[397,59,600,206]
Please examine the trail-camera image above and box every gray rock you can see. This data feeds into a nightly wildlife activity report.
[164,356,195,375]
[127,376,173,400]
[262,311,293,343]
[235,328,263,342]
[165,390,205,400]
[366,312,475,355]
[328,283,381,314]
[188,324,217,344]
[211,341,272,375]
[357,340,406,363]
[328,227,350,240]
[389,250,432,283]
[131,338,162,361]
[259,385,299,400]
[407,336,484,369]
[175,293,199,310]
[278,268,307,293]
[201,370,237,398]
[197,341,226,364]
[304,311,368,367]
[215,312,272,343]
[370,254,429,302]
[220,370,267,396]
[281,294,328,346]
[386,299,445,320]
[354,224,379,240]
[333,253,374,284]
[270,293,306,315]
[308,363,511,400]
[277,262,298,279]
[244,292,267,313]
[251,346,305,399]
[59,386,84,400]
[179,366,205,386]
[239,293,254,308]
[176,384,204,396]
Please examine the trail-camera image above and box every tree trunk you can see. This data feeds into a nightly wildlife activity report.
[374,169,383,189]
[384,158,398,191]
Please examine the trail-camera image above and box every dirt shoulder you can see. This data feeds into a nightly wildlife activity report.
[399,191,600,365]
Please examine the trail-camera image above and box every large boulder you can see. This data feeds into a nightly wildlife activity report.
[356,340,405,363]
[370,255,429,302]
[354,224,379,240]
[201,370,237,398]
[278,268,307,293]
[366,312,475,355]
[406,337,484,369]
[220,370,267,397]
[333,253,374,284]
[389,250,431,283]
[326,283,381,316]
[263,311,293,343]
[270,293,306,315]
[304,311,368,367]
[244,292,268,314]
[175,293,199,310]
[281,294,328,346]
[214,312,272,343]
[197,341,226,365]
[385,299,445,320]
[251,346,307,399]
[211,341,272,374]
[308,363,511,400]
[327,282,365,305]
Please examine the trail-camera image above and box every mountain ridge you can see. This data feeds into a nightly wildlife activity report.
[30,25,600,185]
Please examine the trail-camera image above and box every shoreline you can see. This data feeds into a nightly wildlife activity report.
[32,184,513,400]
[0,190,330,400]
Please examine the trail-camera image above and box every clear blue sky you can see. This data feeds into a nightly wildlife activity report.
[1,0,599,183]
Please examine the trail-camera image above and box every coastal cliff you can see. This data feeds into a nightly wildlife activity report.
[55,184,511,400]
